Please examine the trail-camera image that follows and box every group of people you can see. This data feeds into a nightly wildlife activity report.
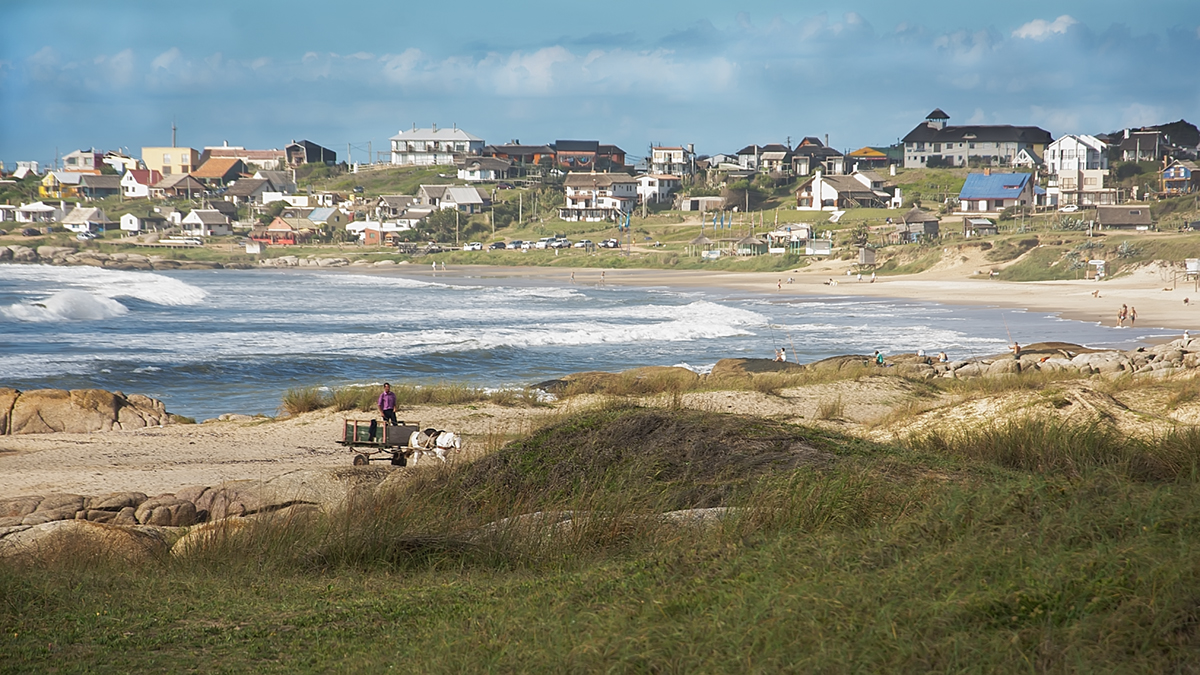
[1117,304,1137,327]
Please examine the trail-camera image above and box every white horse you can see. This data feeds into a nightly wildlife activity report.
[408,429,461,466]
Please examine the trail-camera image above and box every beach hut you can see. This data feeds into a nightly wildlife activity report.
[688,234,714,257]
[735,235,767,256]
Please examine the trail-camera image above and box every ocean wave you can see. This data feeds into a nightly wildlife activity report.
[1,290,129,322]
[0,264,208,307]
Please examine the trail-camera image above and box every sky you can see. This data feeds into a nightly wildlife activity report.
[2,0,1199,168]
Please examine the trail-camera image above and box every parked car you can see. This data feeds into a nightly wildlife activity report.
[496,182,514,190]
[1059,204,1080,213]
[509,240,525,250]
[535,237,553,249]
[464,242,483,251]
[573,239,592,248]
[488,241,507,250]
[550,238,571,249]
[21,228,40,237]
[75,232,97,241]
[600,238,621,248]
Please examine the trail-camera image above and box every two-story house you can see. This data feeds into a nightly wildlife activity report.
[636,174,682,204]
[791,137,845,176]
[1162,160,1199,195]
[141,146,201,176]
[201,143,286,170]
[39,171,85,199]
[120,170,162,199]
[650,146,694,176]
[61,149,104,173]
[285,140,337,166]
[390,125,484,166]
[957,171,1037,214]
[902,109,1052,168]
[553,141,626,171]
[559,172,637,222]
[457,157,513,182]
[1046,134,1116,206]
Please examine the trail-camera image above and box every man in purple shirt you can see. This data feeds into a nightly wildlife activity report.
[377,383,397,424]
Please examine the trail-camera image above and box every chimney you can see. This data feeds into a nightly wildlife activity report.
[1125,129,1130,139]
[432,123,438,132]
[825,134,829,147]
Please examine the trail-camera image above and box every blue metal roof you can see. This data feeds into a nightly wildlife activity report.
[958,172,1032,200]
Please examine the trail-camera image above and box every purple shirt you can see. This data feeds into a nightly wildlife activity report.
[378,390,396,410]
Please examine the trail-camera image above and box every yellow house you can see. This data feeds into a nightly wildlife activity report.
[39,171,84,199]
[141,147,201,176]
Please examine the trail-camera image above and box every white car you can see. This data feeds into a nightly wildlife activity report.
[573,239,592,248]
[75,232,97,241]
[1059,204,1080,213]
[464,242,483,251]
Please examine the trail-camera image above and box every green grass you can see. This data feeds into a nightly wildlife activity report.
[5,408,1200,671]
[283,383,544,415]
[876,249,942,275]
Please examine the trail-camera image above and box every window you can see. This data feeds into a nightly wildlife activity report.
[1084,177,1097,186]
[969,143,976,149]
[163,153,172,164]
[933,143,941,152]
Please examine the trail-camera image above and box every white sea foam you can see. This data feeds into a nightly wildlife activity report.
[0,264,208,307]
[1,290,129,322]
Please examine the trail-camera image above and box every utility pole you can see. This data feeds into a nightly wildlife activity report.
[519,191,522,225]
[171,118,176,148]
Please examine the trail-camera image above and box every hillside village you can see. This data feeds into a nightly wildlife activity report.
[3,109,1200,274]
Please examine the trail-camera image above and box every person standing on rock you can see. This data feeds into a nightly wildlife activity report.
[1010,342,1021,360]
[377,383,397,425]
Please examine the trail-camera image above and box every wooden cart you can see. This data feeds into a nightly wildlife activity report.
[337,419,420,466]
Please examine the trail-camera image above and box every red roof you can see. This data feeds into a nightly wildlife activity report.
[126,169,163,186]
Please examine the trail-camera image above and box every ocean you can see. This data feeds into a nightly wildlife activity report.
[0,264,1175,420]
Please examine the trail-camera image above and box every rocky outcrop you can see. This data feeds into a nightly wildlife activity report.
[0,520,173,563]
[3,388,169,435]
[1,245,247,270]
[259,256,349,268]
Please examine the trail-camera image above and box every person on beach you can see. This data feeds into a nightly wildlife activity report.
[431,261,437,272]
[377,383,397,425]
[1010,342,1021,360]
[601,271,606,283]
[874,350,884,366]
[570,272,575,283]
[1130,307,1137,326]
[777,279,782,290]
[870,272,877,283]
[1118,304,1128,327]
[937,351,948,363]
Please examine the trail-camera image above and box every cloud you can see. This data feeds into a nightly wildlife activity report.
[150,47,181,70]
[1013,15,1079,40]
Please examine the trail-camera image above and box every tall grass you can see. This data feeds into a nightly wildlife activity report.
[282,383,545,415]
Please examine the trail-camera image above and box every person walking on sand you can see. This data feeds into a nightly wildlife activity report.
[570,271,575,283]
[377,383,397,425]
[601,271,606,284]
[777,279,782,290]
[870,271,877,283]
[1130,307,1137,326]
[431,261,437,272]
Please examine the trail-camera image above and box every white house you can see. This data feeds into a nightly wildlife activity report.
[61,149,103,172]
[636,174,682,203]
[15,201,67,223]
[796,171,891,210]
[559,172,637,222]
[61,207,113,233]
[440,186,486,214]
[120,212,167,233]
[120,170,162,199]
[651,147,694,175]
[1045,134,1116,207]
[390,125,485,166]
[181,210,232,237]
[263,193,309,207]
[456,157,513,182]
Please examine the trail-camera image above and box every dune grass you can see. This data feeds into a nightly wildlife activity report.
[5,408,1200,672]
[282,383,546,415]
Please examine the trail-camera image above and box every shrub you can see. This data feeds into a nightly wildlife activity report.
[281,387,326,415]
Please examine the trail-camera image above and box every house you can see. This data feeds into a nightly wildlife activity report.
[208,200,238,220]
[151,174,205,199]
[636,174,682,204]
[251,217,315,245]
[439,186,487,213]
[61,149,104,173]
[141,147,201,176]
[847,146,890,171]
[253,170,296,194]
[457,157,513,182]
[896,207,941,242]
[314,192,346,207]
[792,137,845,175]
[1011,148,1042,168]
[39,172,85,199]
[102,151,140,174]
[201,144,286,170]
[1162,160,1199,195]
[362,221,414,246]
[559,172,637,222]
[61,207,113,233]
[15,201,67,223]
[376,195,416,219]
[902,109,1052,168]
[181,209,232,237]
[79,174,121,200]
[1045,134,1115,206]
[1118,129,1166,162]
[285,140,337,166]
[120,212,167,233]
[963,217,998,237]
[796,171,889,210]
[263,193,309,207]
[389,125,484,166]
[678,195,726,212]
[191,158,248,186]
[223,178,271,205]
[307,206,349,228]
[735,145,764,170]
[1097,205,1153,231]
[759,144,793,174]
[0,205,15,222]
[651,146,694,175]
[957,172,1036,213]
[121,169,162,199]
[553,141,626,171]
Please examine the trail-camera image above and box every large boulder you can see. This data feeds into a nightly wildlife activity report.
[134,496,200,527]
[0,387,18,435]
[9,245,37,262]
[0,519,170,563]
[5,388,169,435]
[710,358,807,378]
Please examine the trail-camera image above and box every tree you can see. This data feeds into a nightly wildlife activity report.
[721,179,767,211]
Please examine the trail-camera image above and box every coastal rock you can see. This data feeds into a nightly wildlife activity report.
[0,387,18,435]
[87,491,149,511]
[804,355,873,372]
[372,259,397,266]
[4,388,169,435]
[135,496,200,527]
[170,518,251,558]
[711,358,807,378]
[36,246,74,259]
[0,495,43,519]
[9,245,37,262]
[0,247,12,261]
[0,519,170,563]
[986,359,1021,375]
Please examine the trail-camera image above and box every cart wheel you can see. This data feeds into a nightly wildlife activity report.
[353,454,369,466]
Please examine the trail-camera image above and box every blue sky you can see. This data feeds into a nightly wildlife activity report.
[2,1,1198,167]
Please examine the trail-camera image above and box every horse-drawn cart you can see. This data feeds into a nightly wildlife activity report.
[338,419,461,466]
